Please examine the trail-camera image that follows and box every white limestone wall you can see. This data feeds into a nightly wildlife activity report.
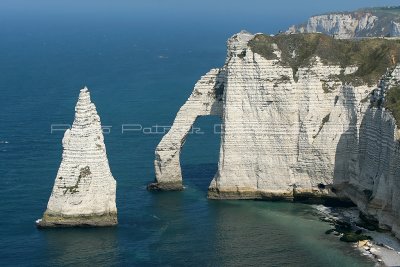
[209,32,370,198]
[39,87,117,226]
[286,12,400,38]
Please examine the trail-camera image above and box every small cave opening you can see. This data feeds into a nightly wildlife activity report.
[317,183,326,190]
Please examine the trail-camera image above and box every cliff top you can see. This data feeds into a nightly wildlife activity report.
[316,6,400,17]
[352,6,400,15]
[248,33,400,86]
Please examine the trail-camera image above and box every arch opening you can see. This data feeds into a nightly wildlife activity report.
[181,116,221,192]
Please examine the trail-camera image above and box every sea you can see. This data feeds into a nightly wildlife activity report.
[2,1,398,266]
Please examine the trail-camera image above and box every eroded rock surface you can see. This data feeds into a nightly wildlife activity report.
[37,87,117,227]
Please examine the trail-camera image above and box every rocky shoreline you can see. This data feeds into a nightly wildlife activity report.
[207,186,354,205]
[314,205,400,266]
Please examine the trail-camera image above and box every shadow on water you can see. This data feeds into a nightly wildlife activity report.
[145,190,374,266]
[211,200,374,267]
[39,227,119,266]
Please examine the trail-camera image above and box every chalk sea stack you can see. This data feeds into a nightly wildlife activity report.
[37,87,117,227]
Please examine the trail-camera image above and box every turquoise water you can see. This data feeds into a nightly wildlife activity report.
[0,2,387,266]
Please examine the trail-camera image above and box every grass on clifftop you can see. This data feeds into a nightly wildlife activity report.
[248,33,400,86]
[385,86,400,123]
[316,6,400,17]
[361,6,400,17]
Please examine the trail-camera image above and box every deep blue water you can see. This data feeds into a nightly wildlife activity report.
[3,1,400,266]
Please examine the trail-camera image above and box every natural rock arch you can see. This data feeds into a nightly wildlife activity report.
[148,68,225,190]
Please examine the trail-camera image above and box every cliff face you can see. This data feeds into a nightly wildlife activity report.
[337,108,400,236]
[287,7,400,38]
[208,33,381,200]
[152,31,400,237]
[37,87,117,227]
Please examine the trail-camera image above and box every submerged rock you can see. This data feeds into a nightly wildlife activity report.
[340,233,372,243]
[37,87,117,227]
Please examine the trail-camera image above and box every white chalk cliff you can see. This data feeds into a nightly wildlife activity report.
[287,7,400,38]
[37,87,117,227]
[152,31,400,238]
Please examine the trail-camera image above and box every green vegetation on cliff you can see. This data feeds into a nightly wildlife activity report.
[360,6,400,17]
[248,33,400,86]
[316,6,400,18]
[385,85,400,123]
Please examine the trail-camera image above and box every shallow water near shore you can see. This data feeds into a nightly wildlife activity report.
[0,3,390,266]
